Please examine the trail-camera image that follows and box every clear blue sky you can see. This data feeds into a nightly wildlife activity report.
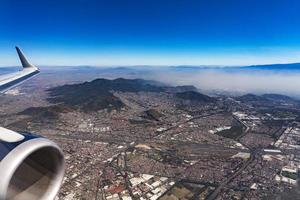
[1,0,300,66]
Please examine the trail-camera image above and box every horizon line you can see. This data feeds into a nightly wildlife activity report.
[1,61,300,69]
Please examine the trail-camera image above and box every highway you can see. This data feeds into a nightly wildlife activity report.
[206,114,254,200]
[206,150,256,200]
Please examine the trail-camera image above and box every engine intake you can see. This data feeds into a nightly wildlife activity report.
[0,138,65,200]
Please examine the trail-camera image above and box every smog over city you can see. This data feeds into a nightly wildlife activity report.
[134,67,300,98]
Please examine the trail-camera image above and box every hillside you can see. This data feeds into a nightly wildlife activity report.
[18,105,72,121]
[262,94,295,101]
[47,78,165,112]
[236,94,270,103]
[175,91,216,103]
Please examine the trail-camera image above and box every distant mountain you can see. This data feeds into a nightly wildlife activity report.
[39,78,213,113]
[47,78,165,112]
[175,91,216,103]
[170,66,208,71]
[262,94,295,101]
[170,63,300,72]
[236,93,298,104]
[236,94,270,102]
[243,63,300,71]
[16,78,203,119]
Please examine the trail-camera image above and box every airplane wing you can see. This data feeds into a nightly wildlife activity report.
[0,47,40,93]
[0,47,64,200]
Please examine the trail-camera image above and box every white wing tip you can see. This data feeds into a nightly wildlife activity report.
[0,127,25,143]
[15,46,38,70]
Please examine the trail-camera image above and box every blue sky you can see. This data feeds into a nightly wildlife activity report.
[1,0,300,66]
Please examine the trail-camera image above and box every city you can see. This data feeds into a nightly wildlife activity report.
[0,68,299,199]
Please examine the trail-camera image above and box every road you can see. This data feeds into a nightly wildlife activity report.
[154,110,224,139]
[206,114,254,200]
[206,150,256,200]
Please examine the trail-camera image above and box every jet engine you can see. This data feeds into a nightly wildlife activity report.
[0,128,65,200]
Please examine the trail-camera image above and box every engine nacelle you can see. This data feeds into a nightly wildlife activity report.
[0,131,65,200]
